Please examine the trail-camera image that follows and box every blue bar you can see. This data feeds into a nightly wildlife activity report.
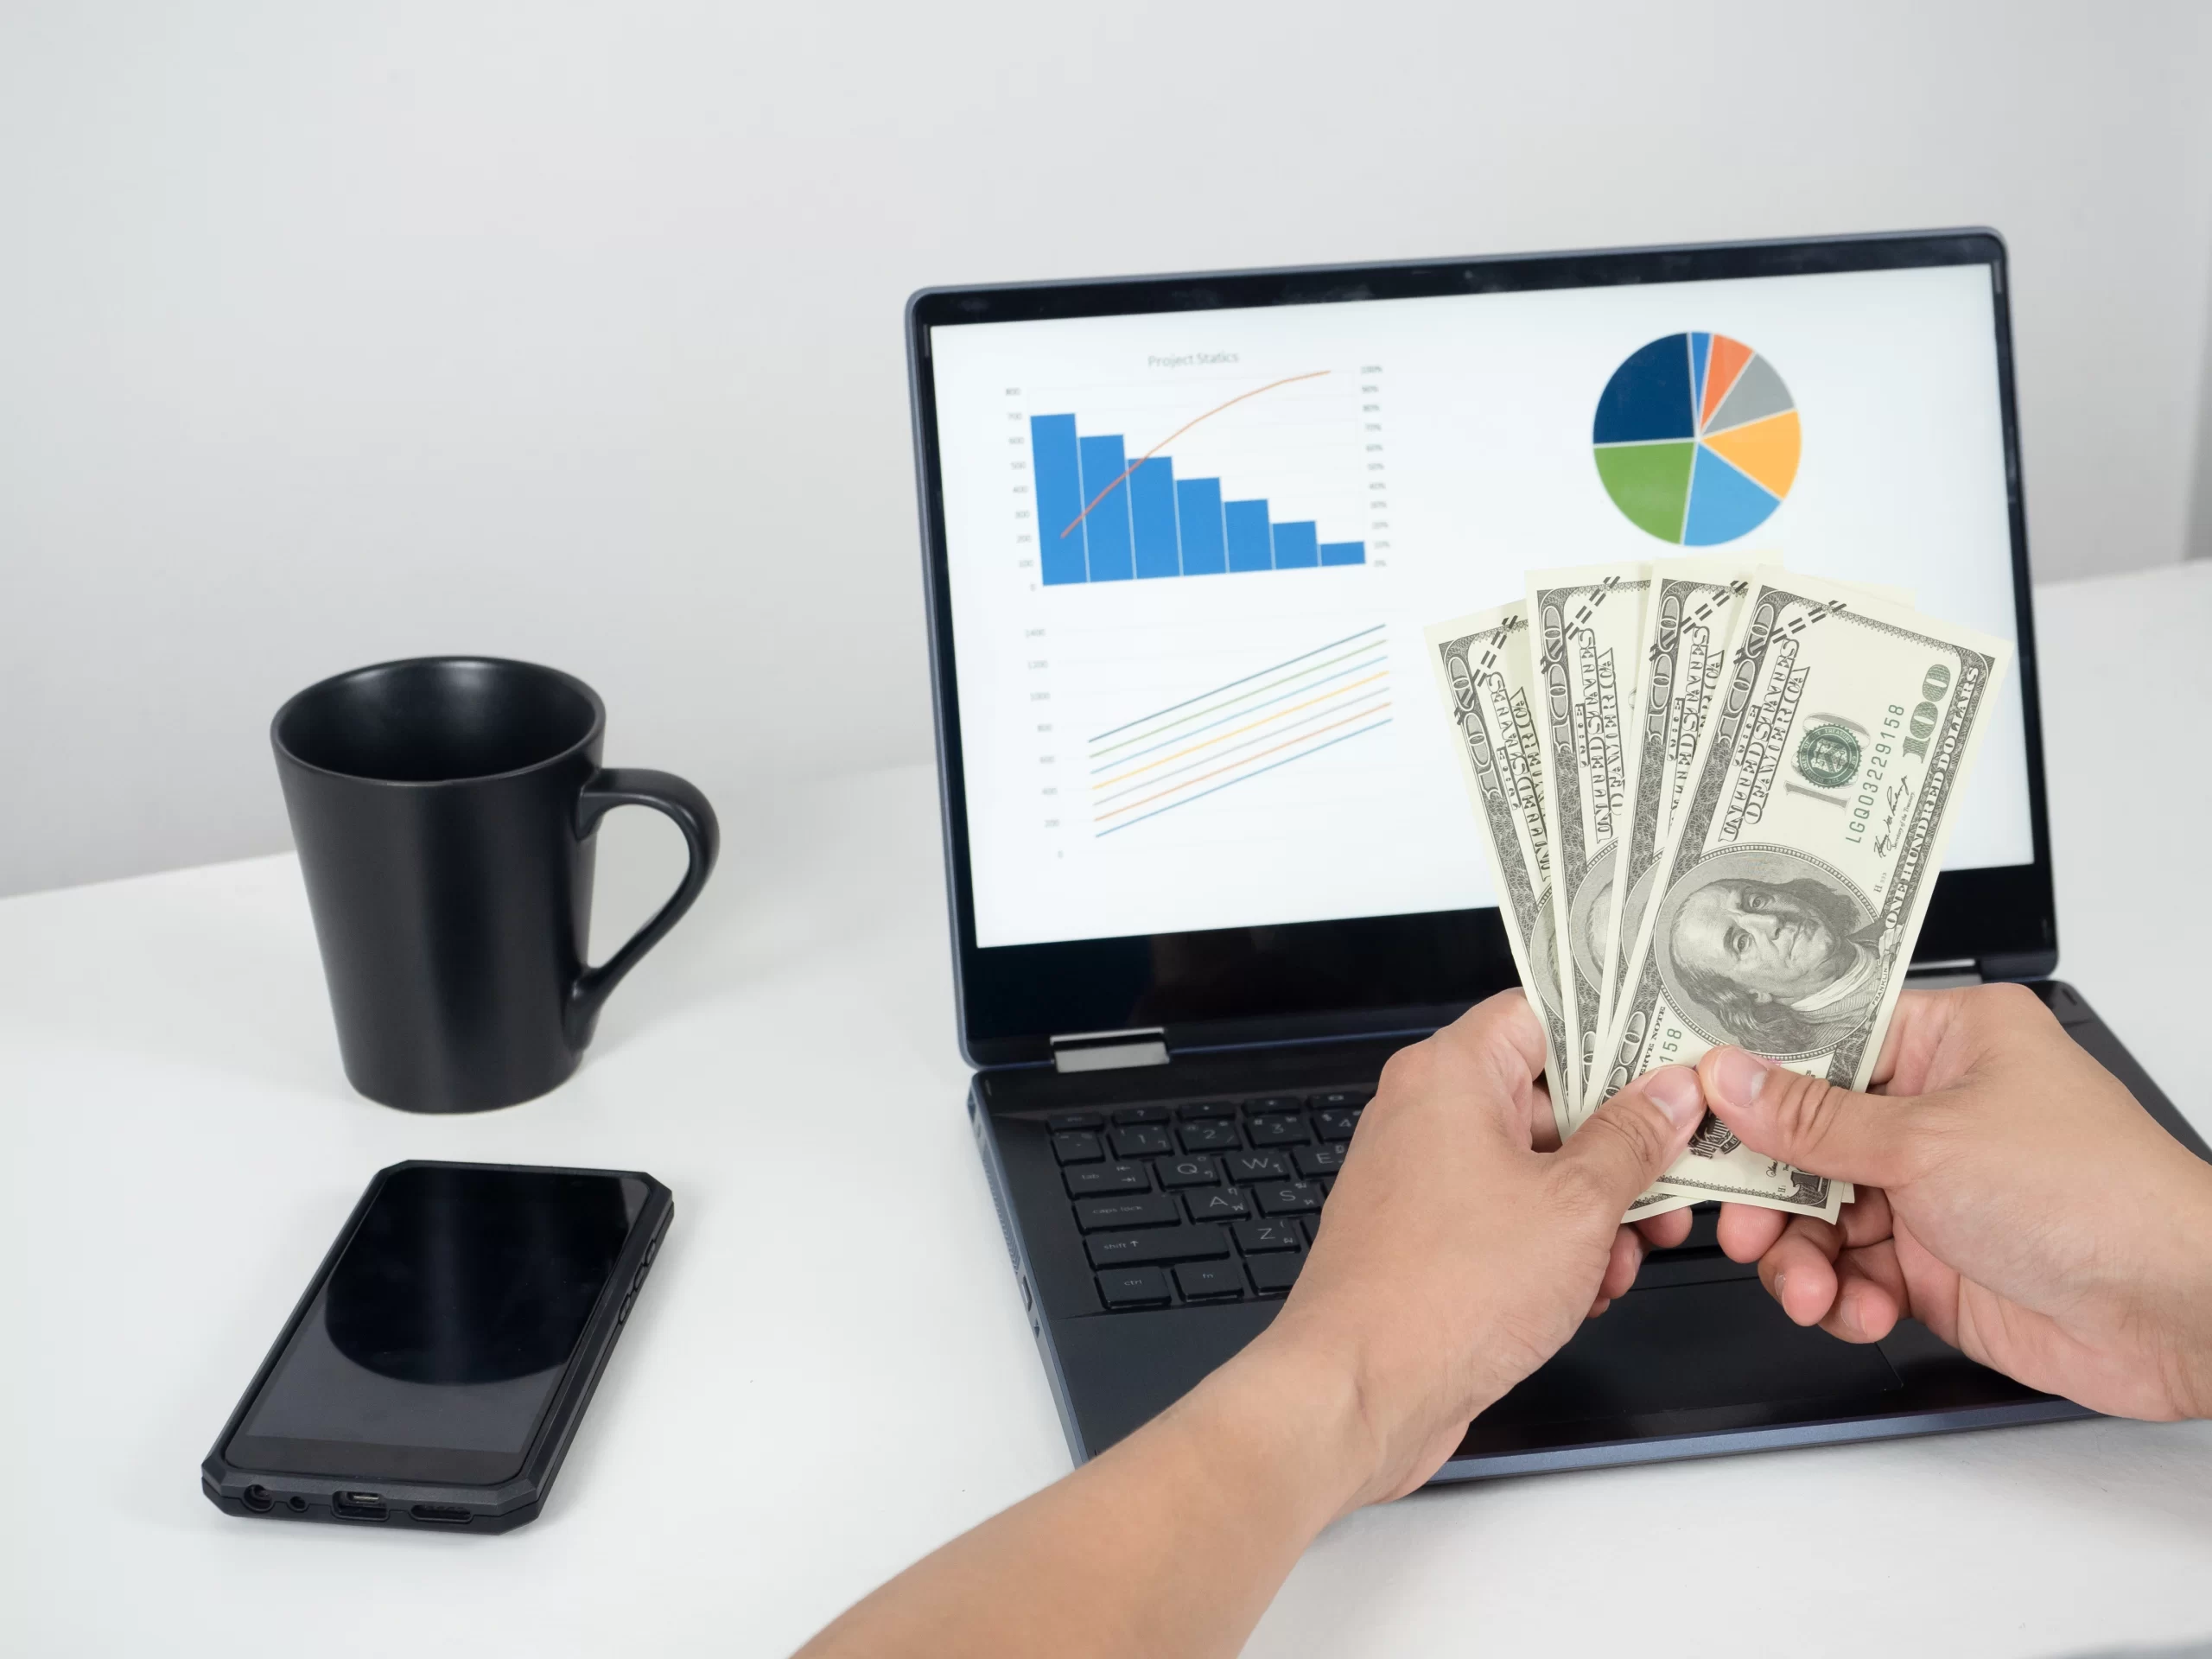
[1273,520,1319,568]
[1129,456,1180,578]
[1077,435,1134,581]
[1224,500,1272,572]
[1319,540,1366,567]
[1175,478,1226,574]
[1028,415,1089,587]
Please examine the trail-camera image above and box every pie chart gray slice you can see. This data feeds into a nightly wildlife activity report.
[1704,353,1793,435]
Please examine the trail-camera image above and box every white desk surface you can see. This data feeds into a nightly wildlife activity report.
[6,562,2211,1657]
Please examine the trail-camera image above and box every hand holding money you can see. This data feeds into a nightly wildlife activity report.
[1431,563,2012,1223]
[1693,986,2212,1421]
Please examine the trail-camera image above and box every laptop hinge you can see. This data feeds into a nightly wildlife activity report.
[1051,1027,1170,1074]
[1974,949,2058,983]
[1904,958,1982,989]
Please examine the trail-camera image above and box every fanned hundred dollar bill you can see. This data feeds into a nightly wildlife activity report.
[1525,563,1649,1109]
[1428,602,1693,1225]
[1426,604,1572,1133]
[1591,569,2013,1221]
[1588,557,1754,1109]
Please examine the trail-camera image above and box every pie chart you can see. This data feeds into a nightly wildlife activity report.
[1592,333,1801,544]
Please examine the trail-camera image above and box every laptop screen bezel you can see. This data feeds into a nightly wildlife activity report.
[907,231,2056,1069]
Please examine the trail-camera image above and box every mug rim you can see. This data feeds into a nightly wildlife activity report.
[270,655,607,788]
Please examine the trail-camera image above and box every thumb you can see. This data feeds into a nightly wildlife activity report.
[1697,1047,1920,1188]
[1553,1065,1707,1211]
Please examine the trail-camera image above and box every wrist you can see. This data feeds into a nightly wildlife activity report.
[2163,1168,2212,1420]
[1204,1324,1391,1522]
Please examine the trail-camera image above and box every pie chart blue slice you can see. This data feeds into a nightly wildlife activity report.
[1682,442,1780,545]
[1592,334,1695,444]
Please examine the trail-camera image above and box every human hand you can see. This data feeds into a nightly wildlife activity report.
[1703,984,2212,1421]
[1253,988,1707,1512]
[796,990,1707,1659]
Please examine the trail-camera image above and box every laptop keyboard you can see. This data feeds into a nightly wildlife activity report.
[1050,1091,1368,1312]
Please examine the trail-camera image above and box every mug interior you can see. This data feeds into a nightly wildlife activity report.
[276,658,600,783]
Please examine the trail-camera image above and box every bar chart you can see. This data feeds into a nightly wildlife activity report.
[1028,375,1370,587]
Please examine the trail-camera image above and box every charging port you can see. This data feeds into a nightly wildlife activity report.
[409,1503,472,1525]
[241,1484,274,1513]
[332,1491,386,1521]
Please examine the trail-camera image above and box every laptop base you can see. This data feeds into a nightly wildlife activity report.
[972,981,2202,1480]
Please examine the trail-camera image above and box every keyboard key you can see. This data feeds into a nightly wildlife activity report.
[1313,1108,1362,1141]
[1174,1261,1245,1300]
[1243,1095,1302,1116]
[1222,1150,1291,1183]
[1248,1254,1303,1296]
[1112,1124,1173,1158]
[1179,1120,1242,1152]
[1085,1225,1230,1268]
[1048,1111,1103,1131]
[1113,1105,1173,1125]
[1309,1090,1371,1110]
[1179,1100,1236,1119]
[1301,1215,1322,1245]
[1064,1162,1148,1198]
[1075,1193,1179,1231]
[1234,1217,1302,1254]
[1247,1115,1310,1147]
[1154,1154,1219,1190]
[1294,1143,1348,1179]
[1052,1130,1103,1165]
[1255,1181,1325,1216]
[1096,1267,1172,1309]
[1184,1187,1249,1221]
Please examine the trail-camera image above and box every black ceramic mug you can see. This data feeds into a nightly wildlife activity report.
[272,657,718,1112]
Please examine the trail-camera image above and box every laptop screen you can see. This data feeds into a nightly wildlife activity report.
[926,258,2036,954]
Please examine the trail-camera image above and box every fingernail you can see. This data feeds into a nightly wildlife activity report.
[1644,1065,1704,1128]
[1709,1047,1772,1109]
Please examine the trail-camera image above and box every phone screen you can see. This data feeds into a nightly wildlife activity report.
[226,1165,648,1484]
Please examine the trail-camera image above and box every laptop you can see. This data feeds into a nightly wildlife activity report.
[902,231,2211,1479]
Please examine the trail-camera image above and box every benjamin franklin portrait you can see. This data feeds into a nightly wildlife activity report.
[1656,848,1888,1057]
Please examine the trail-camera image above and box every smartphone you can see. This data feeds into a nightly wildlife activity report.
[202,1160,671,1532]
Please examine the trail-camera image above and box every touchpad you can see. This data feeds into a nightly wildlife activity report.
[1483,1279,1903,1427]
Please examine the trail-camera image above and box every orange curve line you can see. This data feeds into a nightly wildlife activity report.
[1093,701,1394,823]
[1058,370,1332,540]
[1089,671,1391,792]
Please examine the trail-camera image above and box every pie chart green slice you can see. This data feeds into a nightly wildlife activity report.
[1594,441,1695,543]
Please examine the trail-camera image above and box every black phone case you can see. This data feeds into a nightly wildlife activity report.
[200,1159,673,1534]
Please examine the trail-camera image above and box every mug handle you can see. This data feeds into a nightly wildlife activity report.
[564,767,721,1048]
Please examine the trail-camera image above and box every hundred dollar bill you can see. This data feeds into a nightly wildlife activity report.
[1427,605,1573,1134]
[1427,603,1695,1224]
[1589,558,1754,1105]
[1587,565,1914,1114]
[1591,569,2013,1220]
[1527,563,1649,1108]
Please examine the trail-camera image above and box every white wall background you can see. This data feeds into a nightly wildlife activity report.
[4,0,2210,897]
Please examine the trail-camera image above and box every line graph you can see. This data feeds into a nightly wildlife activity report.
[1087,626,1394,836]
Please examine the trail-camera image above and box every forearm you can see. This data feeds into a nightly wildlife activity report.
[795,1332,1372,1659]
